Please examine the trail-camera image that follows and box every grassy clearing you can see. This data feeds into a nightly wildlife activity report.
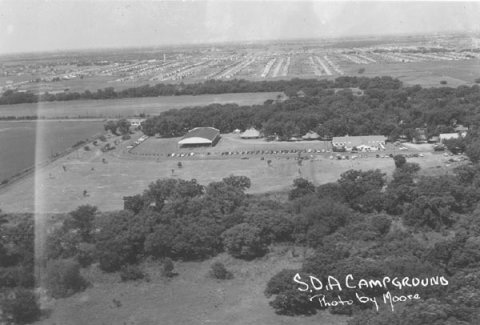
[0,92,282,118]
[35,247,349,325]
[343,59,480,86]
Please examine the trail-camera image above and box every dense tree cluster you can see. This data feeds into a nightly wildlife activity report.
[0,76,400,105]
[141,81,480,142]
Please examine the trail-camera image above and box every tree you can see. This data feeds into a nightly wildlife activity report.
[221,223,268,259]
[163,257,175,277]
[338,169,386,212]
[1,288,41,324]
[64,205,97,243]
[393,154,406,168]
[209,262,233,280]
[289,178,315,200]
[104,120,118,135]
[222,175,251,190]
[117,119,131,135]
[45,259,88,298]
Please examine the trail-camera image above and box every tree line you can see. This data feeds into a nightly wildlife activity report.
[0,76,400,105]
[142,82,480,142]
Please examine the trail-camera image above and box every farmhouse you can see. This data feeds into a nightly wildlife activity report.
[332,135,386,151]
[241,127,261,139]
[178,127,220,147]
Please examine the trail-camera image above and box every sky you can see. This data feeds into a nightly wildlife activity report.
[1,0,480,54]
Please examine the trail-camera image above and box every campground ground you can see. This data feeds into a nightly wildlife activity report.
[0,132,464,214]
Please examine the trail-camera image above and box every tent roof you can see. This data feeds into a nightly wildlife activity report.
[179,127,220,144]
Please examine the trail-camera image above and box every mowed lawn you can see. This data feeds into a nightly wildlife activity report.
[0,133,455,214]
[0,92,283,118]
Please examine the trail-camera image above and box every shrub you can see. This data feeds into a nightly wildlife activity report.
[1,288,41,324]
[265,269,300,297]
[45,259,88,298]
[440,80,448,85]
[209,262,233,280]
[99,135,107,142]
[269,289,316,316]
[76,242,96,267]
[84,145,90,151]
[371,214,392,236]
[162,258,175,277]
[221,223,267,259]
[0,266,35,288]
[121,134,131,140]
[120,265,145,282]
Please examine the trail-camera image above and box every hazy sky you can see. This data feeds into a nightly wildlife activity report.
[1,1,480,54]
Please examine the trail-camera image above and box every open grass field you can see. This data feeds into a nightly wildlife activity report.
[0,132,462,214]
[343,59,480,87]
[34,248,349,325]
[0,92,282,119]
[0,120,105,181]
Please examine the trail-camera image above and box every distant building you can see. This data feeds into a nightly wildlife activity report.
[413,128,428,144]
[178,127,220,147]
[454,125,469,137]
[332,135,386,151]
[240,127,261,139]
[128,118,146,129]
[302,131,321,140]
[439,133,460,142]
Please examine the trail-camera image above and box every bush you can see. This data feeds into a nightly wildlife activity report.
[83,145,90,151]
[120,265,145,282]
[265,269,300,297]
[371,214,392,236]
[1,288,41,324]
[221,223,268,259]
[99,135,107,142]
[45,259,88,298]
[209,262,233,280]
[162,258,175,277]
[269,289,317,316]
[121,134,131,140]
[0,266,35,288]
[76,242,96,267]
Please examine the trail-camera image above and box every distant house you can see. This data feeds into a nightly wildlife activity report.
[302,131,321,140]
[454,125,468,137]
[413,128,428,144]
[428,136,440,143]
[332,135,386,151]
[128,118,146,129]
[178,127,220,147]
[240,127,261,139]
[439,133,460,142]
[233,129,241,134]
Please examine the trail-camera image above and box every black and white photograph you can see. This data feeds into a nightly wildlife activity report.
[1,1,480,324]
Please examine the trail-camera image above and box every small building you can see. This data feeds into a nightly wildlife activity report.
[178,127,220,147]
[454,125,468,137]
[302,131,321,140]
[428,136,440,143]
[332,135,386,152]
[413,128,427,144]
[439,133,460,142]
[128,118,146,129]
[240,127,261,139]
